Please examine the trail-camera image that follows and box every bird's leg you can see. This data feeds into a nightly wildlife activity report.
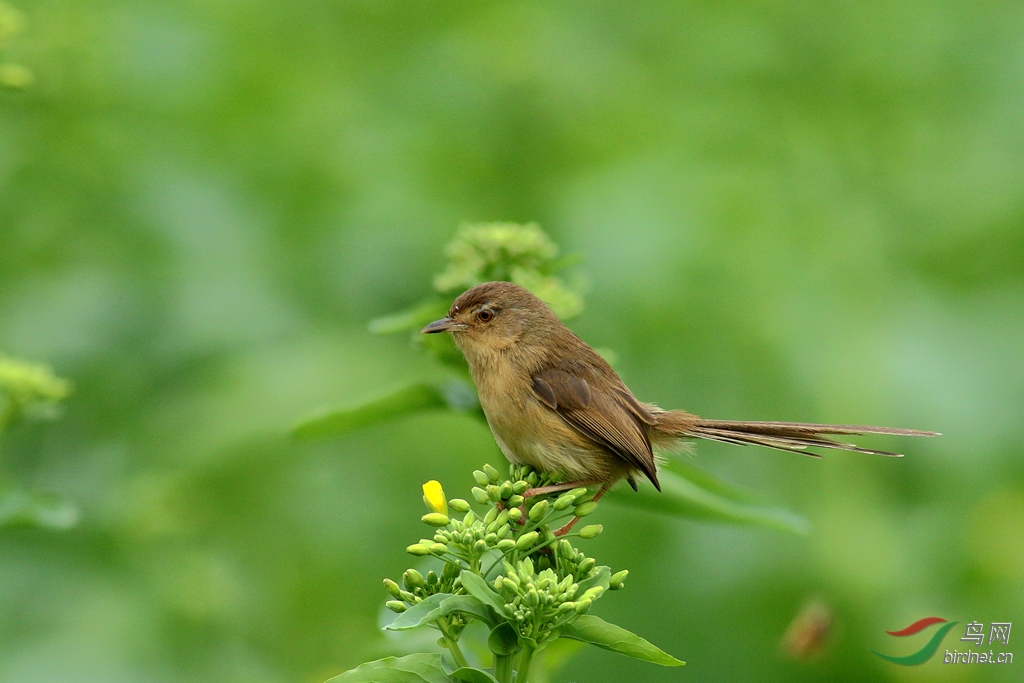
[553,483,610,537]
[523,480,601,498]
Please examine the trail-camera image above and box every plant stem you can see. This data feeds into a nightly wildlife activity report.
[437,617,469,668]
[514,644,536,683]
[494,654,513,683]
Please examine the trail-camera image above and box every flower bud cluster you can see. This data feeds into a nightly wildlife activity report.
[494,556,603,644]
[384,463,628,646]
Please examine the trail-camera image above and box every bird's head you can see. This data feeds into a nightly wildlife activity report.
[421,281,560,359]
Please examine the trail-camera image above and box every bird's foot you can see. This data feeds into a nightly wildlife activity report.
[553,516,581,537]
[523,480,600,498]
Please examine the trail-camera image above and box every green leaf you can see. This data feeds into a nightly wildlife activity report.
[369,298,449,335]
[458,571,509,618]
[560,615,684,666]
[291,381,481,442]
[291,384,448,441]
[384,593,454,630]
[0,489,79,530]
[487,622,520,656]
[325,654,451,683]
[448,668,499,683]
[440,594,498,627]
[607,463,810,534]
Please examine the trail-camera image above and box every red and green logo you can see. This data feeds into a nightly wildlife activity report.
[872,617,959,665]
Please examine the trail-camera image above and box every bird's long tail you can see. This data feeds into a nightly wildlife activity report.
[651,410,938,457]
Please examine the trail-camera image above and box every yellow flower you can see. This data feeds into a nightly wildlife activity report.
[422,480,447,515]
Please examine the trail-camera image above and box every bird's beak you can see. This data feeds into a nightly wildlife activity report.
[421,317,465,334]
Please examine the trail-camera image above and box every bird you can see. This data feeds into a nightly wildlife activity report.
[422,281,936,502]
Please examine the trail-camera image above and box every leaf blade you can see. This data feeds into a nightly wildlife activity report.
[607,467,810,534]
[458,571,509,618]
[291,384,447,441]
[560,615,684,666]
[325,654,452,683]
[384,593,454,631]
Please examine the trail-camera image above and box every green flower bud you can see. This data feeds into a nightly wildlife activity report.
[433,532,447,543]
[426,570,438,585]
[516,531,539,550]
[520,557,535,576]
[609,570,629,589]
[581,586,604,601]
[383,578,402,598]
[527,473,539,486]
[399,590,417,602]
[483,507,498,525]
[528,500,549,522]
[471,487,490,504]
[578,558,596,575]
[486,485,501,502]
[508,507,523,522]
[483,464,502,482]
[493,577,504,591]
[579,524,603,539]
[568,487,589,501]
[473,470,489,486]
[495,509,510,527]
[553,492,576,510]
[575,598,592,614]
[512,480,528,494]
[386,600,407,613]
[421,513,450,527]
[497,539,515,550]
[499,482,514,499]
[497,523,511,539]
[508,495,524,507]
[557,601,576,613]
[485,532,498,544]
[557,540,574,559]
[403,569,425,589]
[463,510,477,526]
[442,562,459,580]
[474,539,487,554]
[406,544,431,556]
[430,543,448,555]
[574,502,598,517]
[449,498,471,513]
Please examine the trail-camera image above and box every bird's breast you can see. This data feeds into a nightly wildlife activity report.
[470,359,607,480]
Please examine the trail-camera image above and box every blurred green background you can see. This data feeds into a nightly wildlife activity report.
[2,1,1022,681]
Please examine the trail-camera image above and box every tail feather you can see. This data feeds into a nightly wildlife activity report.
[651,411,938,458]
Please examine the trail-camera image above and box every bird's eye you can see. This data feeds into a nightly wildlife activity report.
[477,308,494,323]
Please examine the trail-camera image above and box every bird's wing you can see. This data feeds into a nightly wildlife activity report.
[531,365,660,489]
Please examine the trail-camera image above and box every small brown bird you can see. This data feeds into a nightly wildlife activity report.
[423,281,936,499]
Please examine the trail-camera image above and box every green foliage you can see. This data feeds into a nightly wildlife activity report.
[0,1,31,89]
[0,354,77,531]
[0,354,71,431]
